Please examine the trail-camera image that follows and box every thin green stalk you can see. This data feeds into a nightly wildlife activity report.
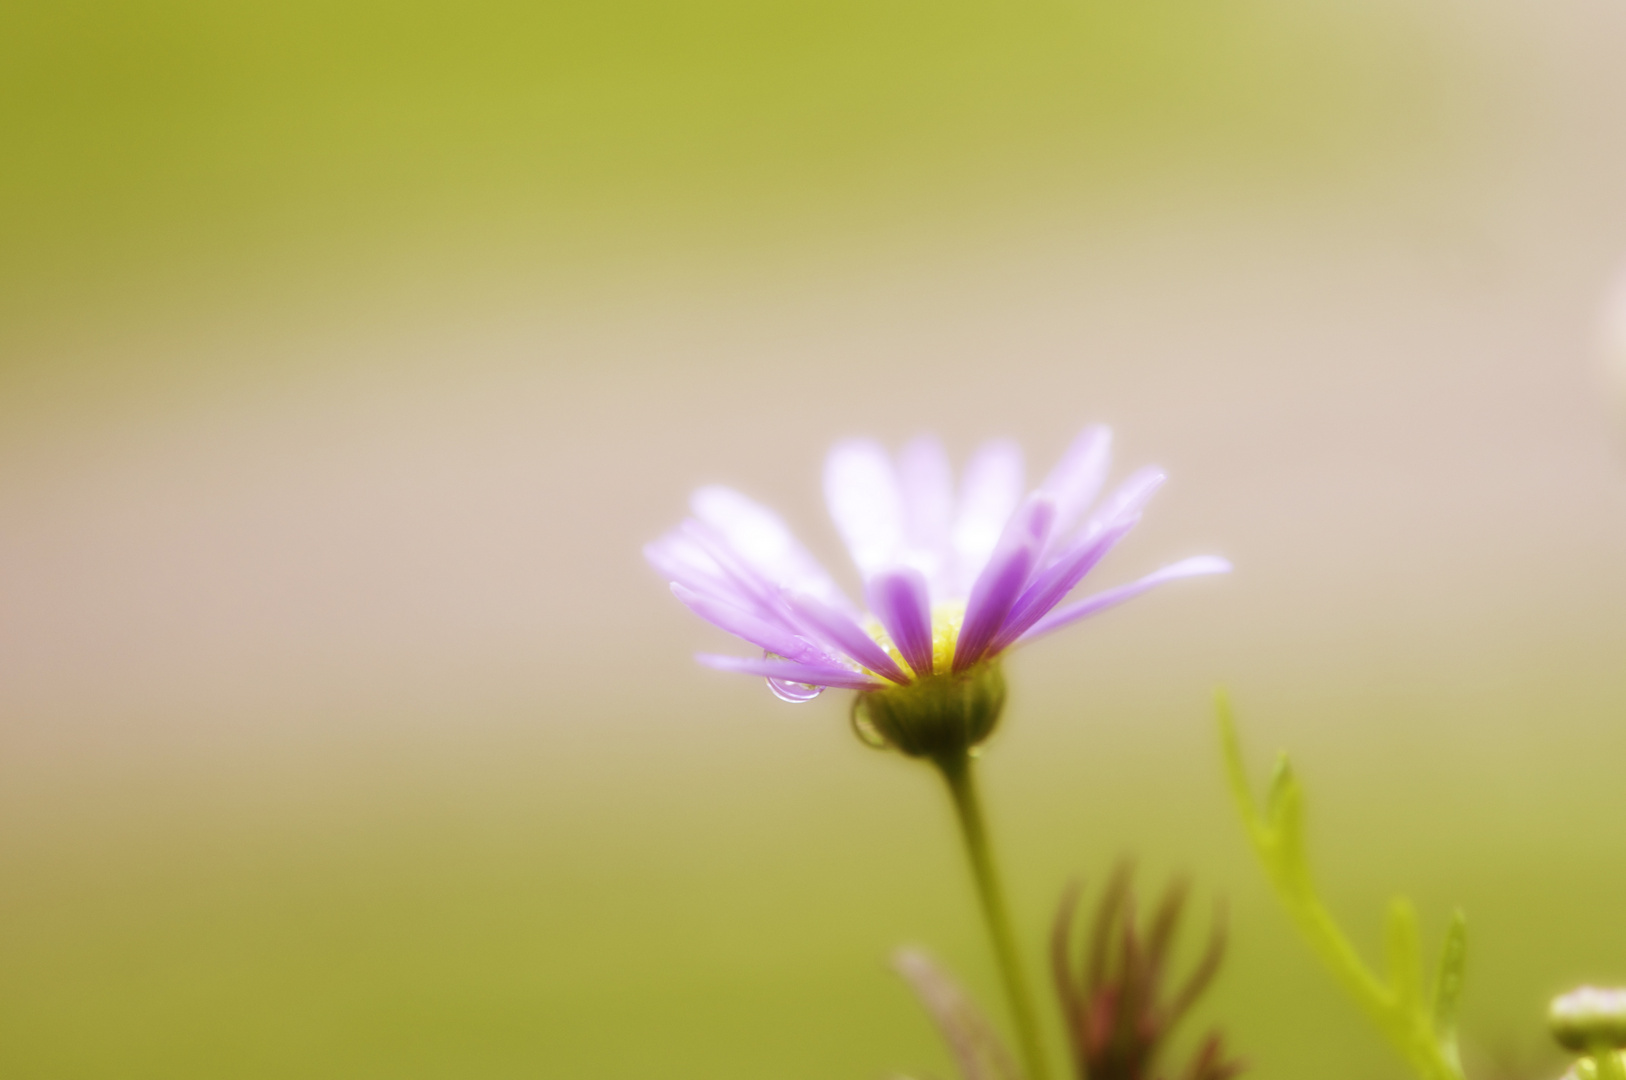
[1593,1045,1626,1080]
[932,749,1050,1080]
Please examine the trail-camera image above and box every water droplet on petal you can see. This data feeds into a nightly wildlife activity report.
[768,677,822,703]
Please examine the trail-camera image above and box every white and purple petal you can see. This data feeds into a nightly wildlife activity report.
[655,426,1229,703]
[987,516,1136,654]
[696,653,886,691]
[644,532,742,606]
[1038,426,1112,541]
[1018,556,1232,643]
[674,519,789,620]
[950,438,1025,596]
[897,435,954,589]
[867,566,935,677]
[952,493,1055,671]
[670,583,824,664]
[785,591,911,684]
[690,485,854,611]
[1076,466,1166,542]
[824,439,906,581]
[646,530,793,631]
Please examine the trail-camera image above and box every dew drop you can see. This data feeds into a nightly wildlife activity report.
[767,677,822,703]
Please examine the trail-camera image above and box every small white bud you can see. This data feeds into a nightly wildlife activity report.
[1551,986,1626,1051]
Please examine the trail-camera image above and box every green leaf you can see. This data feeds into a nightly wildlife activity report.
[1384,897,1423,1015]
[1265,757,1309,888]
[1265,754,1294,828]
[1431,910,1467,1043]
[1217,696,1469,1080]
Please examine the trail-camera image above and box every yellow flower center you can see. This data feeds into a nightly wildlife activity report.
[864,601,966,680]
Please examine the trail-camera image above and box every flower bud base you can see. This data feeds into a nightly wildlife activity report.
[851,661,1007,761]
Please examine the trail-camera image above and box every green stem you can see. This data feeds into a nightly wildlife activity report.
[932,749,1050,1080]
[1591,1044,1626,1080]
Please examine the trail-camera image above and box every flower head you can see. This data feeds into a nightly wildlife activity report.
[1552,987,1626,1053]
[646,428,1228,715]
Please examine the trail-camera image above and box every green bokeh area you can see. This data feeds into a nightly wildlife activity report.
[0,0,1437,342]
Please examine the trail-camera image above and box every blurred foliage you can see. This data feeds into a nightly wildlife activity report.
[1220,697,1467,1080]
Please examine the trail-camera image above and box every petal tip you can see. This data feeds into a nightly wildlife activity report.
[1176,555,1232,577]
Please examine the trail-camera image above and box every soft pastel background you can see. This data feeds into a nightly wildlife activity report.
[3,1,1626,1077]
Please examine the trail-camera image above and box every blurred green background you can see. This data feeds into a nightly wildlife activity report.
[2,1,1626,1078]
[1,0,1448,365]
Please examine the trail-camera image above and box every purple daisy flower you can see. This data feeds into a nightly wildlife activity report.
[646,427,1229,704]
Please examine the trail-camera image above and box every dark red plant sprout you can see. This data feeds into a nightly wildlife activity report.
[1050,864,1242,1080]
